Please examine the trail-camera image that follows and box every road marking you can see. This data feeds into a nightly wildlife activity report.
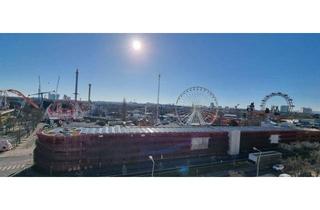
[0,163,28,171]
[1,166,9,171]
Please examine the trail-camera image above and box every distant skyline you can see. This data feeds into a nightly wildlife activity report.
[1,34,320,110]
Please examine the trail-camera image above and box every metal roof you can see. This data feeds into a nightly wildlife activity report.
[43,125,301,136]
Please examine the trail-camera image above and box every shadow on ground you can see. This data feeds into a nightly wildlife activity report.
[13,166,47,177]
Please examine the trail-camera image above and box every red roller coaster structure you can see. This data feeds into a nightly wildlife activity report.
[0,89,39,109]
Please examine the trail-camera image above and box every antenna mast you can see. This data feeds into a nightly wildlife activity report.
[156,74,161,124]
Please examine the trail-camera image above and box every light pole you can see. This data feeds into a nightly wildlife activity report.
[148,155,155,177]
[253,147,262,177]
[156,74,160,125]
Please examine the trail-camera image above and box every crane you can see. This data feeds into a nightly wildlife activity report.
[28,90,55,108]
[55,76,60,100]
[55,76,60,93]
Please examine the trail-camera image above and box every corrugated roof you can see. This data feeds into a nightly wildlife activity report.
[46,125,300,136]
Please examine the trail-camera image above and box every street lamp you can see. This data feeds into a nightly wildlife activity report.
[253,147,262,177]
[148,155,155,177]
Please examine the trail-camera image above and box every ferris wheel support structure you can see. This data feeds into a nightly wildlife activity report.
[175,86,219,126]
[260,92,294,112]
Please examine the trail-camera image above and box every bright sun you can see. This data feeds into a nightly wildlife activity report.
[132,40,142,51]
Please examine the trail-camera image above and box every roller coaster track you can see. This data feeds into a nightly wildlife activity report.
[6,89,39,109]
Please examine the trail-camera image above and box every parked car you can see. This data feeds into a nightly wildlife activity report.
[272,164,284,171]
[96,120,106,126]
[279,173,291,177]
[0,139,13,152]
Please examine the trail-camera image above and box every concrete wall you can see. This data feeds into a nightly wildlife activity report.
[228,130,240,155]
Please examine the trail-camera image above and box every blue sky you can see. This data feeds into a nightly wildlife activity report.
[0,34,320,110]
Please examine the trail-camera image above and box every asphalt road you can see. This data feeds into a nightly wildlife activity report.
[0,123,43,177]
[0,156,32,177]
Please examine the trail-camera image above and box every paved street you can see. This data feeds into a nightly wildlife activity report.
[0,158,31,177]
[0,123,42,177]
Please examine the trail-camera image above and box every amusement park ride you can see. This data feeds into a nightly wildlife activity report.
[43,100,89,122]
[174,87,296,126]
[175,86,219,126]
[1,88,89,126]
[0,89,39,110]
[0,84,298,128]
[260,92,294,112]
[0,89,41,129]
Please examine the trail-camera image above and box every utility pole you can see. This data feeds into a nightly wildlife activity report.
[156,74,160,124]
[16,125,21,146]
[122,98,127,122]
[38,76,41,102]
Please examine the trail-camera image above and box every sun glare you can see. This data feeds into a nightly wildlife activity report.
[132,40,142,51]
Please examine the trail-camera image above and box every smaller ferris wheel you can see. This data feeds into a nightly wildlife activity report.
[175,86,219,126]
[260,92,294,112]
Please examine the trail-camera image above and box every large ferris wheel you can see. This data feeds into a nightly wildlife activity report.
[175,86,219,126]
[260,92,294,112]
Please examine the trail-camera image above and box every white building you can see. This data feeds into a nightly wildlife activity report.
[301,107,312,114]
[48,93,60,100]
[280,105,289,113]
